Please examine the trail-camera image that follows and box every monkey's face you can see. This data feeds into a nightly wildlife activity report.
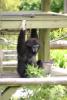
[26,38,40,55]
[31,44,40,54]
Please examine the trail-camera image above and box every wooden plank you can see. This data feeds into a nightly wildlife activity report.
[0,77,67,85]
[0,11,67,30]
[4,54,17,60]
[50,40,67,49]
[3,50,17,54]
[51,67,67,76]
[0,50,3,74]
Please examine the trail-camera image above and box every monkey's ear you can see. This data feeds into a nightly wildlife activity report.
[31,29,38,38]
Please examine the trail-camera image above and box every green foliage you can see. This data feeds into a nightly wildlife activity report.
[5,0,20,11]
[0,0,20,11]
[26,64,45,77]
[1,0,64,12]
[0,0,7,11]
[49,85,66,100]
[50,50,67,68]
[50,28,67,40]
[50,28,67,68]
[19,0,64,12]
[19,0,41,10]
[50,0,64,12]
[10,85,67,100]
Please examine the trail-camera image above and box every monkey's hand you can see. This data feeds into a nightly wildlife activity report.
[21,20,26,30]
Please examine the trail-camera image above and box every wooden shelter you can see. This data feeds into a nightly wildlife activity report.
[0,0,67,100]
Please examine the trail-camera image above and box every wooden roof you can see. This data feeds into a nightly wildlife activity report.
[0,11,67,31]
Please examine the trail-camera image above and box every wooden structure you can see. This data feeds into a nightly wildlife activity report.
[0,11,67,60]
[0,11,67,30]
[39,0,50,61]
[0,77,67,100]
[0,0,67,99]
[0,49,67,75]
[1,77,67,85]
[50,40,67,49]
[0,11,67,99]
[0,11,67,100]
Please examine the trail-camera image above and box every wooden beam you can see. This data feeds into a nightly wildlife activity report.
[0,11,67,30]
[39,0,51,61]
[50,40,67,49]
[0,77,67,85]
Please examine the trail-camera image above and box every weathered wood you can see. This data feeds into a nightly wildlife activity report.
[39,29,50,61]
[50,40,67,49]
[0,11,67,30]
[3,50,17,54]
[0,77,67,100]
[0,50,3,74]
[0,77,67,85]
[3,54,17,60]
[39,0,51,61]
[51,67,67,76]
[3,61,17,67]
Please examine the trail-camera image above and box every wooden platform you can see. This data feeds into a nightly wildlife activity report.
[0,11,67,31]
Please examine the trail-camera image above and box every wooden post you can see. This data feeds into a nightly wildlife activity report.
[39,0,51,61]
[0,50,3,75]
[64,0,67,13]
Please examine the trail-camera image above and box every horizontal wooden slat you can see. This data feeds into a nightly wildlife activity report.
[3,50,17,54]
[4,54,17,60]
[50,40,67,49]
[0,11,67,30]
[0,77,67,85]
[3,61,17,66]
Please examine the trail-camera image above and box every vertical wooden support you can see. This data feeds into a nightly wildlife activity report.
[0,21,1,30]
[39,0,51,61]
[0,50,3,74]
[64,0,67,13]
[39,29,50,61]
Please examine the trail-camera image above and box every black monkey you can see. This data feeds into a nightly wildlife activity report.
[17,21,42,77]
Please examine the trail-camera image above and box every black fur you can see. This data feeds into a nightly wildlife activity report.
[17,29,42,77]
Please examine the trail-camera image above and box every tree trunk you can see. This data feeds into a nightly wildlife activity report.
[64,0,67,13]
[0,0,6,11]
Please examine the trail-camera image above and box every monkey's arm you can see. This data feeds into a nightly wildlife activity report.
[17,20,26,55]
[17,30,26,55]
